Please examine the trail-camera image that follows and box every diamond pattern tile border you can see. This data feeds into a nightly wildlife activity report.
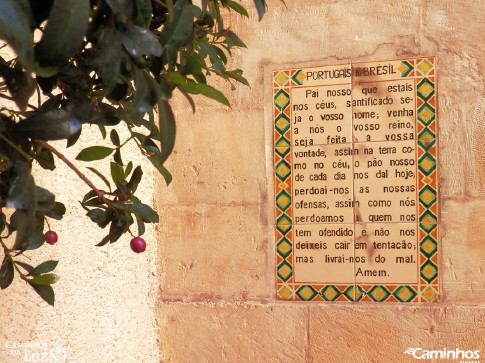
[273,57,438,303]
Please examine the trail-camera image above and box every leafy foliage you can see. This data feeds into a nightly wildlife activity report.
[0,0,266,305]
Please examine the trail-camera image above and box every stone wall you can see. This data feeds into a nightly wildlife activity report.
[0,0,483,361]
[157,0,485,361]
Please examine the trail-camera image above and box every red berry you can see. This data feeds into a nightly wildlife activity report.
[130,237,146,253]
[45,231,58,245]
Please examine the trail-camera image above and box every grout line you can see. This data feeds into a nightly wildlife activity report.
[306,307,312,362]
[156,297,485,309]
[350,62,358,293]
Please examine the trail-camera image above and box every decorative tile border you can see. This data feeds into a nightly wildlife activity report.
[273,57,438,302]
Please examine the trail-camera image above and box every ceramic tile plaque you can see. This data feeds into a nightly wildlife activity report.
[273,57,438,302]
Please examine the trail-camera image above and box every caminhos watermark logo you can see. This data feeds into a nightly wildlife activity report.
[404,347,481,361]
[5,338,70,362]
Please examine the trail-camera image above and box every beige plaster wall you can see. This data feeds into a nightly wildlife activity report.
[157,0,485,362]
[0,125,160,361]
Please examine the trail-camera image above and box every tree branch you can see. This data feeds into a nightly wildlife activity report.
[153,0,168,10]
[37,141,114,209]
[0,93,38,111]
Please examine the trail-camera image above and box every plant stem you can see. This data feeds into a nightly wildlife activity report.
[44,216,51,231]
[0,238,27,281]
[0,134,32,160]
[38,141,114,209]
[36,85,42,109]
[153,0,168,9]
[119,136,133,149]
[0,93,38,111]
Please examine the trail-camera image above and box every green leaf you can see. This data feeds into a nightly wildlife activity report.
[14,107,82,141]
[37,74,57,94]
[6,164,36,210]
[24,228,45,251]
[127,165,143,193]
[207,0,223,32]
[106,0,135,25]
[197,12,214,27]
[35,0,89,71]
[44,202,66,220]
[110,129,121,146]
[221,69,249,86]
[134,133,172,186]
[29,260,58,276]
[129,195,141,203]
[119,203,159,223]
[82,190,98,204]
[179,53,204,77]
[35,149,56,171]
[40,94,62,111]
[166,71,187,86]
[124,161,133,178]
[113,148,123,166]
[110,162,125,186]
[76,146,114,161]
[201,0,208,12]
[0,61,35,111]
[115,105,145,127]
[0,214,5,236]
[0,114,7,133]
[135,214,145,236]
[96,214,126,246]
[99,125,107,139]
[66,128,82,148]
[159,0,201,65]
[96,235,110,247]
[198,41,224,71]
[0,256,14,290]
[107,83,129,103]
[148,153,172,185]
[158,100,176,164]
[212,45,227,65]
[9,210,35,251]
[87,167,111,191]
[135,0,153,27]
[108,228,124,244]
[29,0,55,27]
[181,80,230,107]
[93,26,122,95]
[158,78,173,101]
[86,209,108,225]
[83,198,103,208]
[224,0,249,17]
[223,30,247,48]
[36,187,54,204]
[91,104,122,126]
[137,133,158,149]
[29,283,55,306]
[36,187,55,212]
[0,0,34,71]
[29,273,59,285]
[177,87,196,113]
[16,215,46,252]
[253,0,266,21]
[122,25,162,60]
[15,261,34,274]
[0,214,5,235]
[132,69,159,113]
[67,97,96,122]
